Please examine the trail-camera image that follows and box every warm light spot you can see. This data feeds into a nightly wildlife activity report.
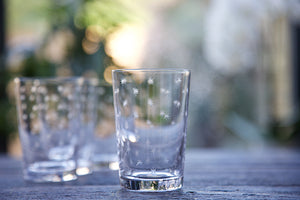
[76,167,91,176]
[105,24,146,68]
[104,66,118,84]
[63,174,77,181]
[82,38,99,54]
[85,25,103,43]
[128,134,137,143]
[43,29,74,63]
[109,162,119,170]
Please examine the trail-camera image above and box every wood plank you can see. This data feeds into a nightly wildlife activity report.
[0,148,299,199]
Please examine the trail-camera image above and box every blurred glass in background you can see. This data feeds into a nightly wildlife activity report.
[0,0,300,155]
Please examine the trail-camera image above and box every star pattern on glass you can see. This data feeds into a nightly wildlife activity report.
[57,103,67,111]
[120,78,127,85]
[182,88,188,94]
[136,160,143,166]
[38,86,47,94]
[175,77,182,84]
[173,100,181,108]
[20,95,25,101]
[147,99,153,106]
[31,86,37,93]
[21,104,27,110]
[30,113,35,119]
[45,95,50,102]
[58,86,63,93]
[174,170,180,176]
[160,88,170,95]
[22,114,28,120]
[29,95,35,101]
[147,78,154,85]
[33,80,40,86]
[114,88,119,94]
[163,114,170,120]
[67,94,73,100]
[51,94,59,102]
[20,86,26,93]
[122,100,128,107]
[133,111,139,119]
[132,88,139,95]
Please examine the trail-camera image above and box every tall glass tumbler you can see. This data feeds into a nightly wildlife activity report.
[15,77,82,182]
[112,69,191,191]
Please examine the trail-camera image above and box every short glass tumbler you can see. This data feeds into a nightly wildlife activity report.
[76,79,98,175]
[92,81,118,170]
[76,79,118,173]
[112,69,191,191]
[15,77,82,182]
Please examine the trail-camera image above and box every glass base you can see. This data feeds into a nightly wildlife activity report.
[24,160,77,182]
[120,175,183,192]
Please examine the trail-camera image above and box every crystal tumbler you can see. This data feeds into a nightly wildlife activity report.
[92,81,118,170]
[112,69,191,191]
[15,77,82,182]
[76,78,98,175]
[76,79,118,173]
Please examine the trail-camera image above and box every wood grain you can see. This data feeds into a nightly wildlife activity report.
[0,148,299,199]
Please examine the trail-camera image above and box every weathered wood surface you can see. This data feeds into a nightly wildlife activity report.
[0,148,300,199]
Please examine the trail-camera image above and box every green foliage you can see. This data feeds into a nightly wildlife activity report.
[19,55,56,77]
[75,0,141,36]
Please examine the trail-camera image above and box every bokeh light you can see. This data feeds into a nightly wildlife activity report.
[82,37,100,55]
[105,25,147,68]
[85,25,103,43]
[104,65,118,84]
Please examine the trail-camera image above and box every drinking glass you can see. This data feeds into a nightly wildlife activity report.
[92,81,118,170]
[15,77,82,182]
[112,68,191,191]
[76,79,118,172]
[76,79,98,175]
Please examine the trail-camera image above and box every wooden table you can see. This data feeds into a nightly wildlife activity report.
[1,148,300,199]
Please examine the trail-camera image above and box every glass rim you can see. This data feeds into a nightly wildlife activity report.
[81,78,112,86]
[14,76,84,85]
[112,68,191,74]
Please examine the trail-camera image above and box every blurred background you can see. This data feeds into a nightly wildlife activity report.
[0,0,300,156]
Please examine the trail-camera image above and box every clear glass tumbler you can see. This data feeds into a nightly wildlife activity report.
[76,78,98,175]
[92,81,118,170]
[75,79,118,172]
[112,69,191,191]
[15,77,82,182]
